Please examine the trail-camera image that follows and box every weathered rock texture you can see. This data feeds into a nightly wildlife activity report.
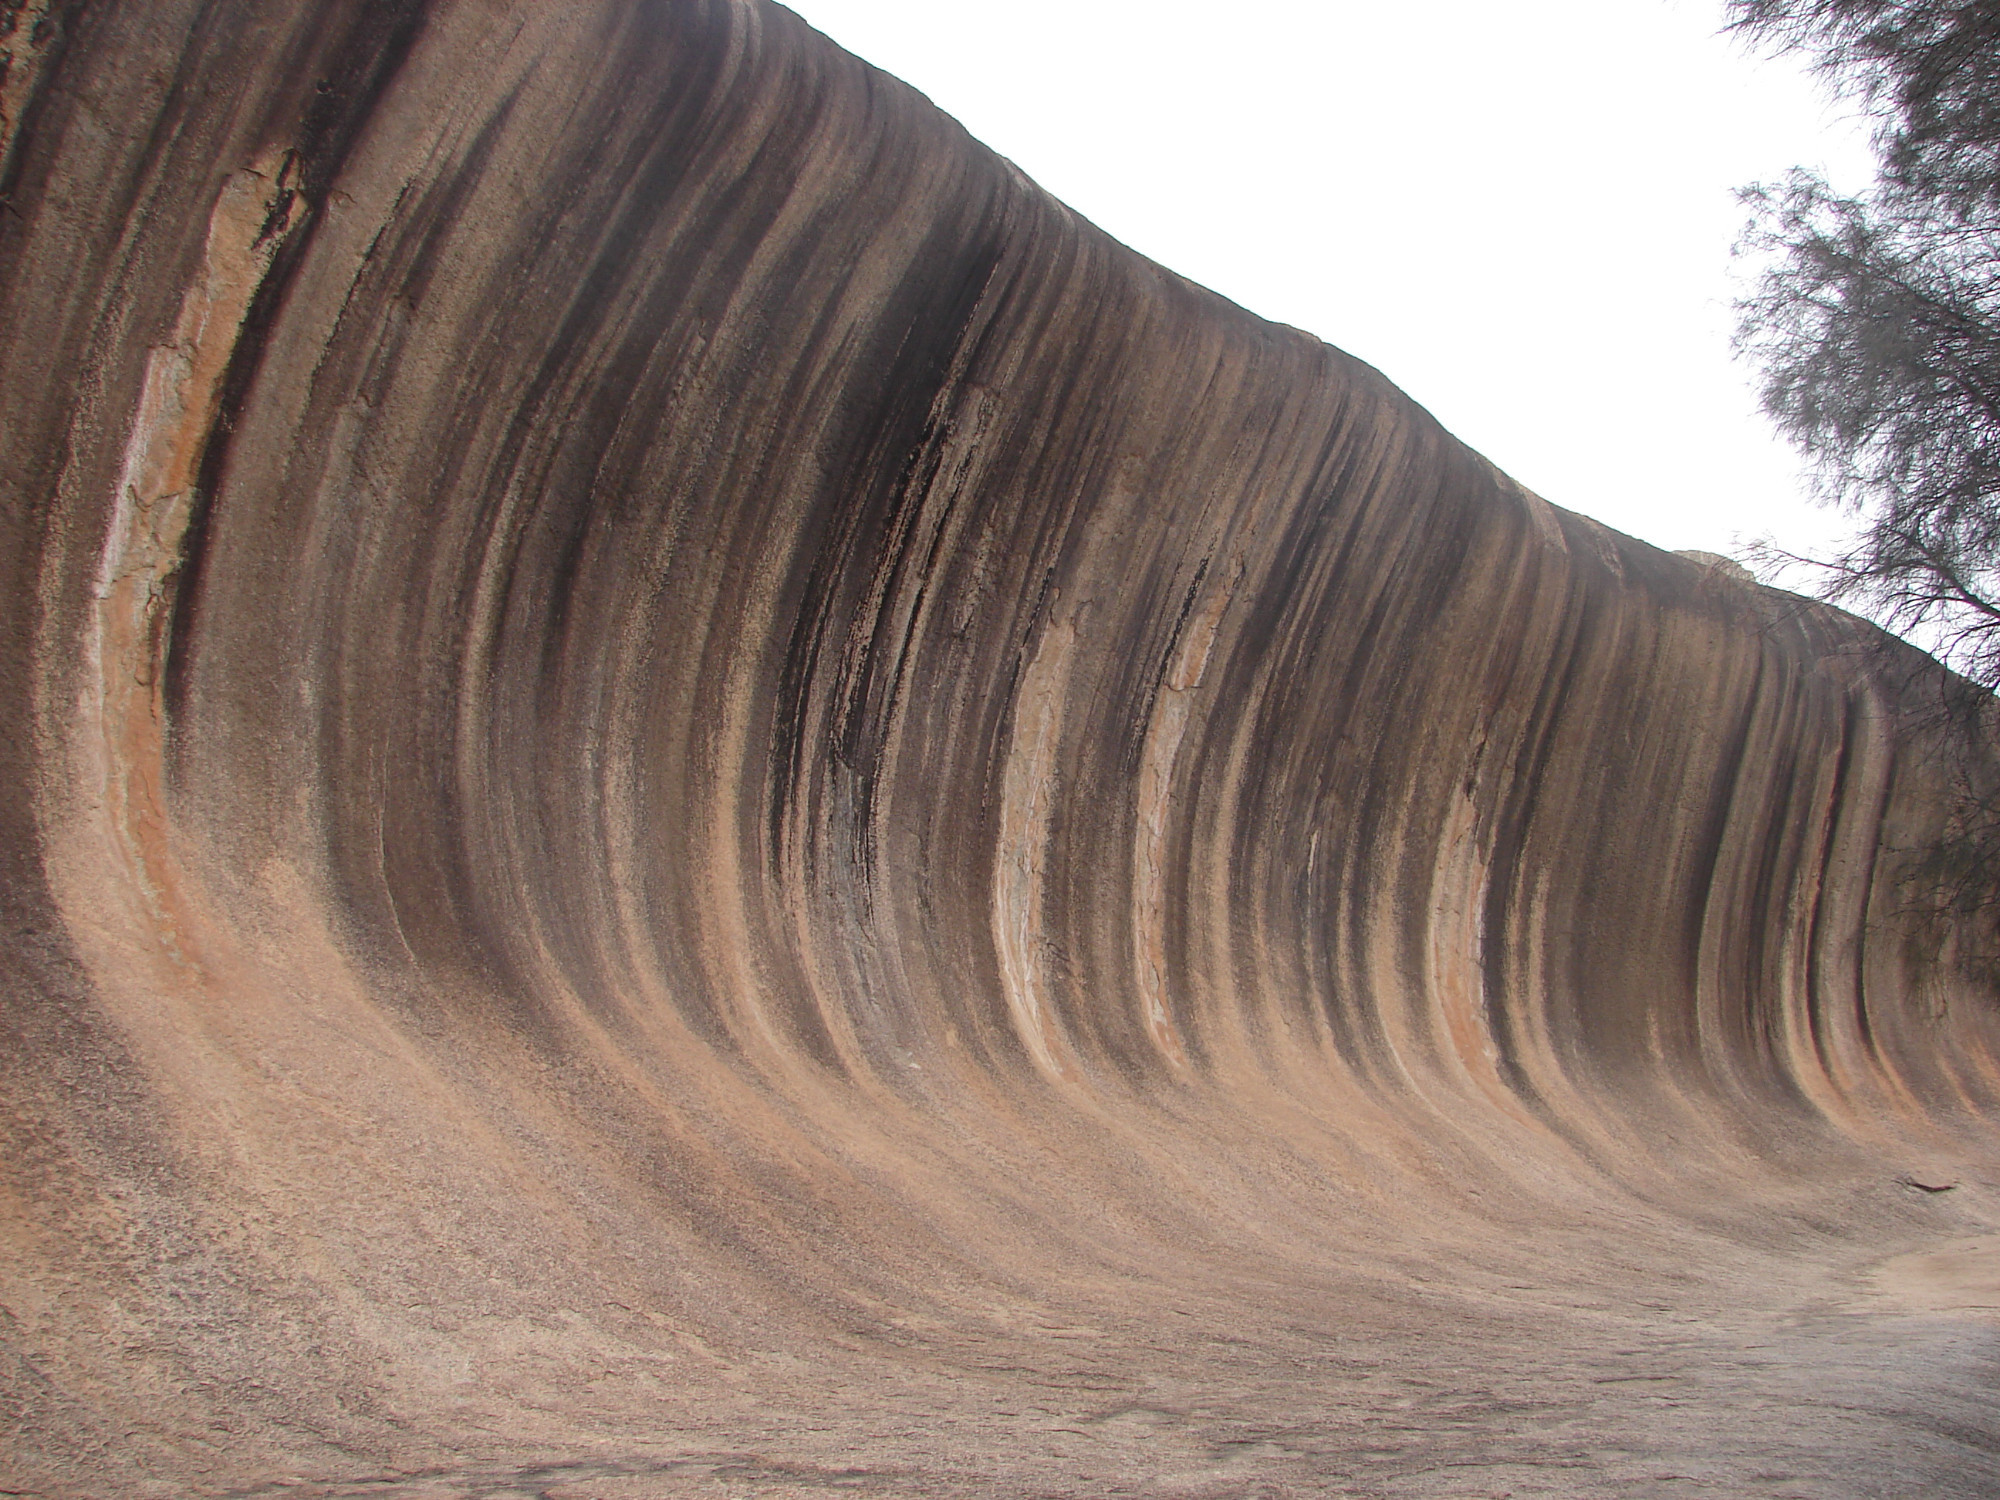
[5,2,2000,1495]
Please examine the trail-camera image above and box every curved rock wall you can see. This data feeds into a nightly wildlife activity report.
[6,2,2000,1493]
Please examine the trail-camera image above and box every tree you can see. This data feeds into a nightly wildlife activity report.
[1731,0,2000,686]
[1730,3,2000,977]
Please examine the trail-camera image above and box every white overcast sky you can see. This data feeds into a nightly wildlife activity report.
[779,0,1877,561]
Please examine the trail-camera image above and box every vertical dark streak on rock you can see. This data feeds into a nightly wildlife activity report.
[1855,737,1894,1063]
[1803,690,1864,1077]
[0,0,76,211]
[1485,558,1593,1100]
[8,4,2000,1490]
[163,0,434,731]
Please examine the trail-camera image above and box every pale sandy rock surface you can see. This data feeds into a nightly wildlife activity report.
[3,2,2000,1496]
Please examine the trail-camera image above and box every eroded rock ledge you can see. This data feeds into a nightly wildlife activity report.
[4,3,1999,1494]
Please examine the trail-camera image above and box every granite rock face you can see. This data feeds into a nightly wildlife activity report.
[5,3,2000,1494]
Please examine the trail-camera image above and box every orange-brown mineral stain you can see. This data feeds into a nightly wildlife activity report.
[994,618,1078,1080]
[1132,565,1238,1071]
[91,154,304,961]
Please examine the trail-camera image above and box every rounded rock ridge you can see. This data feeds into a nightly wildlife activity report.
[2,2,1997,1493]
